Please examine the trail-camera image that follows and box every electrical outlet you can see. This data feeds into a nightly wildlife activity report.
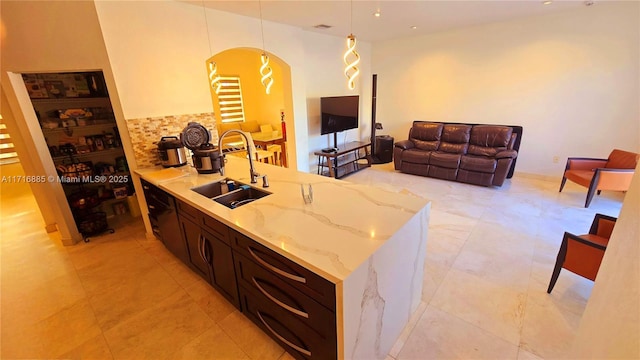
[553,156,559,163]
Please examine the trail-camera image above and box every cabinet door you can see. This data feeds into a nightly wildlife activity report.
[204,230,240,309]
[179,216,211,283]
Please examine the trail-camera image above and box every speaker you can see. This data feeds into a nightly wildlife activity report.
[375,135,394,164]
[370,74,378,156]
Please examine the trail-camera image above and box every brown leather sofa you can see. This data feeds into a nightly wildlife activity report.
[394,121,519,186]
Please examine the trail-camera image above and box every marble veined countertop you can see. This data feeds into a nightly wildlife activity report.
[135,156,429,283]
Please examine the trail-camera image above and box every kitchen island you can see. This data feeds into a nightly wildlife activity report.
[135,156,430,360]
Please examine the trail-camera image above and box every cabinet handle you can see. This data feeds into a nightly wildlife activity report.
[148,205,156,209]
[198,235,208,263]
[247,247,306,284]
[143,185,150,190]
[256,311,312,357]
[203,237,212,263]
[252,277,309,319]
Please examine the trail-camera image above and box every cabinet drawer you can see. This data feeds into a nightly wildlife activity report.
[177,200,229,244]
[230,229,336,311]
[176,198,199,222]
[240,285,337,360]
[202,214,229,244]
[235,253,335,338]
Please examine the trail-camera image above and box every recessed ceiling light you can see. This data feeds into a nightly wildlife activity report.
[313,24,333,29]
[410,26,417,30]
[543,1,552,4]
[373,10,381,17]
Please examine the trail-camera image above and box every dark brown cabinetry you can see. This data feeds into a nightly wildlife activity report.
[141,179,189,264]
[142,185,338,359]
[230,229,336,310]
[176,199,240,309]
[230,229,337,360]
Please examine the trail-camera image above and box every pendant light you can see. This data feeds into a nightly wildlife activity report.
[208,61,221,94]
[202,1,221,94]
[258,0,274,95]
[344,0,360,90]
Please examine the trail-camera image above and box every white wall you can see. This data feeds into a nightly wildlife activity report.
[302,31,372,169]
[94,0,373,172]
[94,0,212,119]
[372,1,640,178]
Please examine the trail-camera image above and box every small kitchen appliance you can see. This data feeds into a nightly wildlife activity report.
[157,136,187,168]
[180,122,222,174]
[192,143,222,174]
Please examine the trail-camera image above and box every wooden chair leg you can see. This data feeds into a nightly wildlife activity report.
[585,186,597,208]
[548,235,568,294]
[559,176,568,192]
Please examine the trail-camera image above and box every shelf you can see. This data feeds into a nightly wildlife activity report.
[315,141,371,179]
[41,119,117,134]
[31,96,111,105]
[53,147,124,162]
[27,70,131,243]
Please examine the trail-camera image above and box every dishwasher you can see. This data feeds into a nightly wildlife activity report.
[141,179,188,263]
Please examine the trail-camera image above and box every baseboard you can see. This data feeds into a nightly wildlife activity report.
[45,223,58,233]
[60,236,77,246]
[513,171,560,183]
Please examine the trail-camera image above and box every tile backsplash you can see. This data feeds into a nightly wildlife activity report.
[127,112,219,168]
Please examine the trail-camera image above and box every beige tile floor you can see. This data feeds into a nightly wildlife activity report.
[0,162,623,359]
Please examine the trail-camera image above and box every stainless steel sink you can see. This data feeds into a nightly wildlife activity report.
[191,179,271,209]
[214,186,271,209]
[191,179,236,198]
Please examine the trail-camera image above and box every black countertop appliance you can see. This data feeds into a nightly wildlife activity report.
[180,122,222,174]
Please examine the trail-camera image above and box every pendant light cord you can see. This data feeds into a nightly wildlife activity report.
[350,0,353,34]
[259,0,266,52]
[202,0,213,55]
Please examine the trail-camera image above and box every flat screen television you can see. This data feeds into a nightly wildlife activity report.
[321,95,359,135]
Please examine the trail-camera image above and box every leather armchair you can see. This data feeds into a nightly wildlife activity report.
[559,149,639,207]
[547,213,617,293]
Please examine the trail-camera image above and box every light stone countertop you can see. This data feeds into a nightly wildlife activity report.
[135,156,429,283]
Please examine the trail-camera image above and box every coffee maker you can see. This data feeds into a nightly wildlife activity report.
[180,122,222,174]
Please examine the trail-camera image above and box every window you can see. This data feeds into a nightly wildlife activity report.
[217,76,245,123]
[0,116,19,164]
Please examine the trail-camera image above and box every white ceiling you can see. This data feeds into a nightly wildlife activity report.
[181,0,592,42]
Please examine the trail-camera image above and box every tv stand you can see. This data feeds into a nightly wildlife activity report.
[315,141,371,179]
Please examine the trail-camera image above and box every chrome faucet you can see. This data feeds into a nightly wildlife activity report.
[218,129,268,187]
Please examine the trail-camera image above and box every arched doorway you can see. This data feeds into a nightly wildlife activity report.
[206,48,296,169]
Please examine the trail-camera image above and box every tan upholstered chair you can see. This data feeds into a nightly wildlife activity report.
[547,213,617,293]
[267,144,282,166]
[559,149,639,207]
